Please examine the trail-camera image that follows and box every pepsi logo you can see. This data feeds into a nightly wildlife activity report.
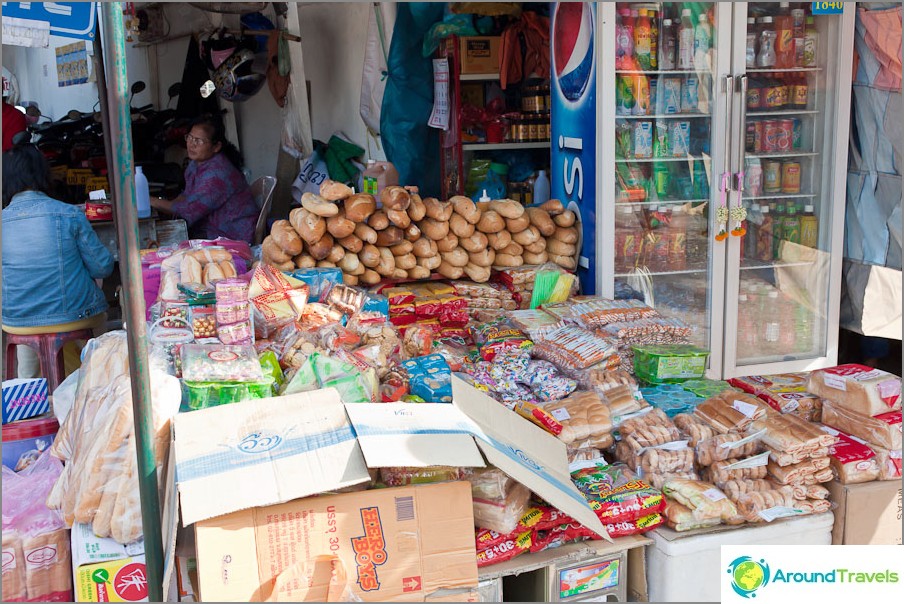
[553,2,594,102]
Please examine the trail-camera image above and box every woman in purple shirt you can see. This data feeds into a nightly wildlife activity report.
[151,115,257,242]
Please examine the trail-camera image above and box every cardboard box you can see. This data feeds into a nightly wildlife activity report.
[2,378,49,424]
[826,479,903,544]
[459,36,501,74]
[195,482,477,602]
[71,523,147,602]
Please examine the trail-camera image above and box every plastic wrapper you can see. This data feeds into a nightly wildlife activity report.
[431,340,469,372]
[532,326,617,371]
[662,479,738,522]
[324,283,366,316]
[513,400,564,436]
[182,379,275,411]
[749,413,837,454]
[728,373,810,394]
[756,389,823,421]
[633,344,709,383]
[703,455,770,484]
[618,409,681,451]
[720,479,775,501]
[402,325,434,359]
[874,445,902,481]
[602,512,664,537]
[248,265,310,338]
[616,441,695,477]
[819,424,881,484]
[470,318,533,361]
[284,267,343,302]
[401,354,452,403]
[529,522,598,553]
[780,482,831,501]
[189,304,218,340]
[470,474,531,535]
[507,308,566,342]
[540,391,612,446]
[693,391,771,434]
[316,323,361,352]
[821,401,901,452]
[644,471,699,491]
[766,456,832,486]
[258,350,285,391]
[379,466,471,487]
[148,317,194,377]
[476,531,531,568]
[568,298,658,327]
[664,499,722,532]
[735,486,799,523]
[696,431,764,466]
[2,451,72,602]
[283,352,375,404]
[571,463,666,524]
[181,344,264,383]
[808,364,902,417]
[673,413,718,447]
[299,302,344,330]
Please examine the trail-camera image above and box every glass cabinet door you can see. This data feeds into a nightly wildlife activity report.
[612,2,728,356]
[729,2,850,369]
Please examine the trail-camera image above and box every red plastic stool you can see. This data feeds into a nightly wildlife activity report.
[4,329,93,391]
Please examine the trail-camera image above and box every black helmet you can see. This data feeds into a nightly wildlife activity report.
[212,48,265,102]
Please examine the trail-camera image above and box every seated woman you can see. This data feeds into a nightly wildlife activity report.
[151,114,257,242]
[2,143,114,378]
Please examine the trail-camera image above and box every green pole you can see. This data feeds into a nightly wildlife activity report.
[98,4,164,601]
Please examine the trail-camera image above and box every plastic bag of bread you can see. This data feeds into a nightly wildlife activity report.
[673,413,718,447]
[696,430,764,466]
[601,384,647,419]
[704,454,769,484]
[735,486,797,522]
[748,412,836,454]
[792,499,833,515]
[756,389,823,421]
[636,444,695,476]
[720,479,774,501]
[468,468,531,534]
[540,391,612,446]
[819,424,880,484]
[619,408,681,450]
[694,391,770,433]
[766,456,831,485]
[664,499,722,532]
[645,470,699,491]
[873,445,902,481]
[782,482,831,500]
[662,479,738,522]
[808,364,902,417]
[821,400,901,452]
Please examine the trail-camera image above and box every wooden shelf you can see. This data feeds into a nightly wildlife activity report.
[459,73,501,81]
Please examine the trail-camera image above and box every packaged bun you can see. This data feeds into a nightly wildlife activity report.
[821,400,901,451]
[809,364,902,417]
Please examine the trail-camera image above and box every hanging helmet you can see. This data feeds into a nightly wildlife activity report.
[212,48,265,102]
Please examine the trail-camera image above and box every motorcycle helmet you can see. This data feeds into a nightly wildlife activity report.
[212,48,266,102]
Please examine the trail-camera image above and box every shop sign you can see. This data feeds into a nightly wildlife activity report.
[0,2,96,40]
[811,2,844,15]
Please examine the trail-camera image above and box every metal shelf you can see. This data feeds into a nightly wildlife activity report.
[462,142,549,151]
[747,109,820,117]
[618,113,711,120]
[617,199,710,207]
[616,70,711,75]
[746,67,822,73]
[460,73,500,81]
[744,193,817,201]
[740,259,817,271]
[615,267,708,278]
[616,155,711,164]
[747,151,820,159]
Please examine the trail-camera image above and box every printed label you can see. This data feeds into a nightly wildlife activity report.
[823,374,847,391]
[24,544,58,571]
[733,400,759,418]
[208,350,239,363]
[823,425,876,463]
[758,506,805,522]
[551,408,572,422]
[702,488,727,502]
[874,411,903,427]
[720,428,767,450]
[877,379,902,407]
[2,548,16,572]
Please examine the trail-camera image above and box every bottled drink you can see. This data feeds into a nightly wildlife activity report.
[669,205,688,270]
[746,17,758,68]
[800,205,818,248]
[635,9,654,71]
[774,7,795,69]
[649,9,659,71]
[616,8,635,69]
[746,204,761,259]
[634,74,651,115]
[783,205,801,244]
[135,166,151,219]
[792,8,806,37]
[659,18,676,70]
[773,203,786,259]
[615,205,639,272]
[533,169,550,205]
[678,9,695,70]
[616,75,636,115]
[694,13,712,71]
[757,17,777,68]
[756,205,773,262]
[790,75,809,109]
[764,290,782,353]
[801,17,818,67]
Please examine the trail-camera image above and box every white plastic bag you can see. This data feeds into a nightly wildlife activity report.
[51,369,79,425]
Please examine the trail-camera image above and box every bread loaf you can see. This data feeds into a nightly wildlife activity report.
[809,365,902,417]
[821,400,902,451]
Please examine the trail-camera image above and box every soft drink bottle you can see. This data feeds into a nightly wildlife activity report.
[678,9,695,69]
[746,17,757,68]
[694,13,712,71]
[774,4,795,69]
[659,18,677,70]
[616,7,635,69]
[757,17,777,68]
[634,9,654,71]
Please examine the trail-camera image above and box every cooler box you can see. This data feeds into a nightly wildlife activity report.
[2,415,59,472]
[646,512,834,602]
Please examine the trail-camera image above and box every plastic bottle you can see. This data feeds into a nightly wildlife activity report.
[800,204,818,248]
[533,169,550,206]
[792,8,806,37]
[615,205,638,272]
[363,160,399,199]
[616,8,635,69]
[678,9,695,70]
[649,8,659,71]
[774,5,795,69]
[634,9,654,71]
[659,18,676,70]
[669,205,688,270]
[757,17,777,68]
[764,290,782,353]
[135,165,151,219]
[802,17,818,67]
[782,205,801,245]
[694,13,712,71]
[746,204,761,259]
[773,203,786,259]
[746,17,758,68]
[756,205,773,262]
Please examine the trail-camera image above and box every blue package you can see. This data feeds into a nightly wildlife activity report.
[402,354,452,403]
[285,268,343,301]
[362,293,390,317]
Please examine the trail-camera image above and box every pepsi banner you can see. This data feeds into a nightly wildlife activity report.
[550,2,598,293]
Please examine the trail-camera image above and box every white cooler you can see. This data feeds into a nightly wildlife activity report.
[646,512,834,602]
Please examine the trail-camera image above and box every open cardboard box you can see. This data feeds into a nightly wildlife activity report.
[163,376,611,601]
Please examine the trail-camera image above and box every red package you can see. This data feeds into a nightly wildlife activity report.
[440,308,470,326]
[476,531,532,568]
[470,318,533,362]
[381,286,416,306]
[390,314,418,327]
[442,295,467,312]
[602,512,664,538]
[517,505,576,533]
[475,528,510,551]
[389,303,415,315]
[415,296,444,319]
[529,522,599,554]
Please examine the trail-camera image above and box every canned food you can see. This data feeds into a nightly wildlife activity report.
[781,161,801,193]
[746,122,756,153]
[754,120,766,153]
[763,160,782,193]
[791,118,802,149]
[777,119,794,151]
[763,120,781,152]
[764,82,785,110]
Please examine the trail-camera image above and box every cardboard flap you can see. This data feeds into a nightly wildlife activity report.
[174,389,369,526]
[344,403,485,469]
[451,376,610,540]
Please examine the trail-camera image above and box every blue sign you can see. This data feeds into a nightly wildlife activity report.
[550,2,597,293]
[1,2,97,39]
[811,2,844,15]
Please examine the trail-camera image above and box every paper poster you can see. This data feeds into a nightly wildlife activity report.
[428,58,450,130]
[56,41,89,87]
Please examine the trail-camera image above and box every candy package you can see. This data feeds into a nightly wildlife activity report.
[284,267,343,302]
[633,345,709,383]
[248,265,309,338]
[570,463,666,524]
[533,326,617,371]
[401,354,452,403]
[470,318,533,361]
[180,344,264,383]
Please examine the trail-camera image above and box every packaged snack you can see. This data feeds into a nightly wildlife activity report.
[808,364,902,417]
[602,512,664,537]
[381,286,416,306]
[719,479,775,502]
[619,408,681,449]
[766,456,832,485]
[284,267,343,302]
[541,391,612,446]
[819,424,881,484]
[324,283,366,316]
[820,401,901,452]
[476,531,532,568]
[693,391,770,434]
[401,354,452,403]
[402,325,434,359]
[470,318,533,361]
[180,344,264,383]
[533,326,617,370]
[380,466,471,487]
[148,317,194,376]
[316,323,361,352]
[571,463,666,524]
[633,345,709,383]
[507,309,566,341]
[215,277,250,305]
[673,413,718,447]
[757,389,823,421]
[529,522,598,553]
[734,486,797,522]
[696,431,763,466]
[703,455,770,484]
[159,301,190,328]
[664,499,722,531]
[571,298,659,327]
[469,468,531,535]
[662,479,738,522]
[728,373,810,395]
[512,400,564,436]
[248,265,309,338]
[181,379,275,411]
[258,350,285,391]
[216,301,251,326]
[189,305,218,340]
[644,471,699,491]
[749,413,836,454]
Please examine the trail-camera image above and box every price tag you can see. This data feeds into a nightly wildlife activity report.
[638,440,690,454]
[811,2,844,15]
[758,506,805,522]
[733,400,759,418]
[551,408,571,421]
[723,451,770,470]
[720,428,767,450]
[702,488,727,502]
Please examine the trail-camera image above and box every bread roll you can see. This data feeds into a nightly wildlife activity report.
[345,194,377,222]
[301,192,340,217]
[320,179,354,201]
[381,185,411,211]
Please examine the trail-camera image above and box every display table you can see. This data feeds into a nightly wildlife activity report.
[480,534,652,602]
[645,512,834,602]
[90,217,187,261]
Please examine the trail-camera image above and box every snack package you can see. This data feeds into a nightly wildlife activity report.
[507,308,567,341]
[766,457,832,486]
[402,325,434,359]
[180,344,264,383]
[703,455,770,484]
[182,379,275,411]
[616,442,695,477]
[283,352,375,403]
[324,283,367,316]
[720,479,775,502]
[693,391,771,433]
[757,390,823,421]
[808,364,902,417]
[874,445,902,481]
[401,354,452,403]
[749,413,837,454]
[664,499,722,532]
[529,522,598,553]
[662,479,738,522]
[570,298,659,327]
[189,304,218,340]
[618,408,681,450]
[513,400,564,436]
[470,318,534,361]
[571,463,666,524]
[532,326,617,370]
[819,424,881,484]
[632,345,709,383]
[540,392,612,446]
[248,265,310,338]
[285,267,343,302]
[820,401,902,452]
[476,531,532,568]
[728,373,810,394]
[673,413,718,447]
[735,486,798,523]
[469,468,531,535]
[602,512,664,537]
[643,471,699,491]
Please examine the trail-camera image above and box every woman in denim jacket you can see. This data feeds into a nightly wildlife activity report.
[2,144,114,377]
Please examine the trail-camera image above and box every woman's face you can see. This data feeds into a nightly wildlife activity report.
[185,126,221,162]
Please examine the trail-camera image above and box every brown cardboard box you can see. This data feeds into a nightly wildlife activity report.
[194,482,478,602]
[459,36,501,74]
[826,479,903,544]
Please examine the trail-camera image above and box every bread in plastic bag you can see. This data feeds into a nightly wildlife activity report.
[662,479,738,522]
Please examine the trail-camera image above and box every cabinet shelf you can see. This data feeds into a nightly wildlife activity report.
[616,70,711,75]
[459,72,501,81]
[746,67,822,73]
[747,109,820,117]
[616,155,711,164]
[744,193,818,201]
[747,151,819,159]
[618,113,711,120]
[617,198,710,206]
[462,142,549,151]
[615,267,708,278]
[740,259,816,271]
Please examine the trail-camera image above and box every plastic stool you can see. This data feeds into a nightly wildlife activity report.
[4,329,93,390]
